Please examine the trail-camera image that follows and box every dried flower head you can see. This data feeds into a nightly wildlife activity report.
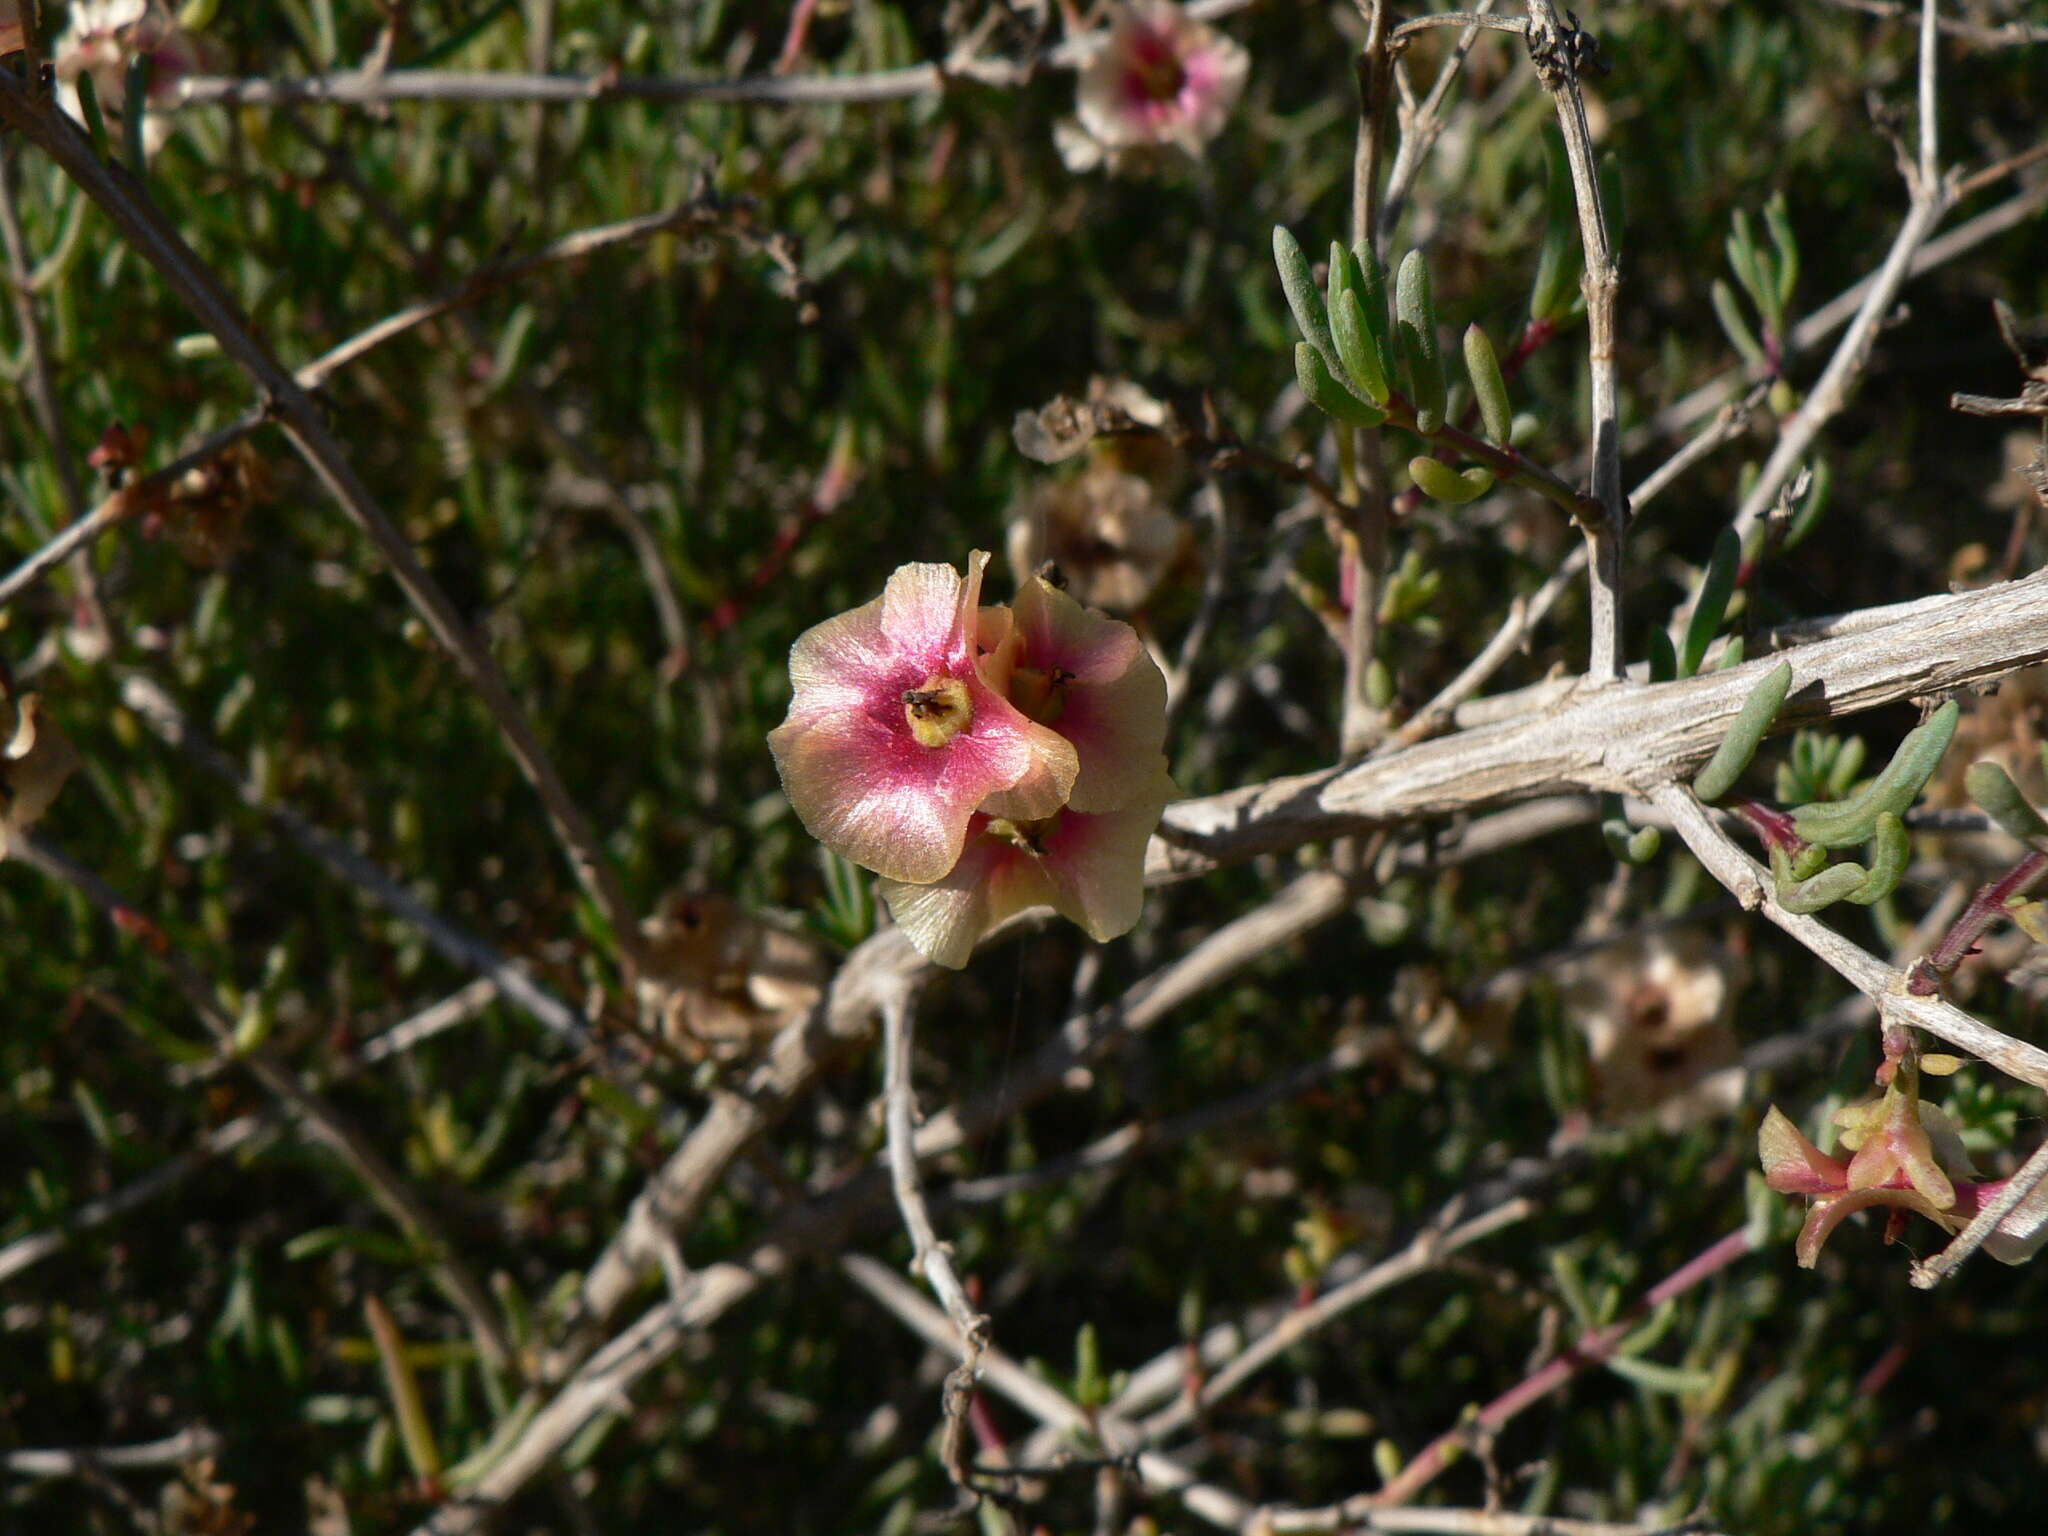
[1057,0,1249,174]
[637,891,828,1060]
[1,692,80,858]
[768,552,1078,885]
[877,766,1174,969]
[1557,930,1743,1128]
[56,1,210,157]
[1008,458,1189,613]
[0,3,24,56]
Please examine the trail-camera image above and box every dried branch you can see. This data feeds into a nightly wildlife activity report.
[0,73,651,977]
[1523,1,1625,681]
[170,1,1255,110]
[0,980,499,1286]
[14,834,518,1374]
[1150,565,2048,882]
[879,988,991,1490]
[1727,0,1953,545]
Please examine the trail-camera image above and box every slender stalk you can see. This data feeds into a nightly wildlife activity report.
[1523,1,1625,680]
[1371,1228,1753,1508]
[0,73,650,977]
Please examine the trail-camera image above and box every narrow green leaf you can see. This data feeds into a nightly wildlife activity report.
[1462,324,1512,443]
[1766,191,1800,316]
[1299,344,1387,427]
[1647,627,1677,684]
[1680,528,1743,678]
[1530,130,1581,322]
[1847,812,1910,904]
[1408,456,1493,504]
[1711,279,1767,371]
[1333,289,1391,404]
[1396,251,1446,433]
[1274,226,1336,365]
[1692,661,1792,803]
[1967,760,2048,849]
[365,1294,443,1480]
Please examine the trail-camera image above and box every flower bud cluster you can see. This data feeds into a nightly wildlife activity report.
[769,552,1172,968]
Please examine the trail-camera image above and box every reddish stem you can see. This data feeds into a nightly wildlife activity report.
[1910,849,2048,994]
[1373,1226,1754,1508]
[1735,798,1804,854]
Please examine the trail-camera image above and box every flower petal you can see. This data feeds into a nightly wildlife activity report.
[1039,766,1175,942]
[1008,575,1166,814]
[1758,1105,1847,1195]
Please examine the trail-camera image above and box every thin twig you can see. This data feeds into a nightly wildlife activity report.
[117,673,593,1050]
[2,1426,223,1480]
[1810,0,2048,47]
[880,988,991,1491]
[1523,1,1624,681]
[0,73,651,977]
[14,833,519,1374]
[1910,1135,2048,1288]
[0,979,499,1287]
[1726,0,1952,546]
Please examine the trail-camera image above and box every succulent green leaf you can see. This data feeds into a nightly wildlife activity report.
[1691,660,1792,802]
[1793,700,1958,848]
[1298,343,1388,427]
[1711,278,1767,370]
[1604,817,1662,865]
[1274,226,1336,365]
[1966,760,2048,849]
[1396,251,1446,433]
[1680,528,1743,679]
[1647,627,1677,684]
[1463,324,1513,443]
[1765,191,1799,315]
[1846,812,1909,904]
[1771,848,1868,913]
[1408,456,1493,504]
[1333,289,1391,404]
[1530,130,1582,322]
[1353,242,1393,355]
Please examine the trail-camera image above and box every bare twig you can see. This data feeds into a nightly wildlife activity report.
[1727,0,1953,546]
[0,73,651,976]
[879,988,991,1490]
[0,980,499,1287]
[1523,1,1624,681]
[2,1426,223,1480]
[1810,0,2048,47]
[1151,564,2048,883]
[1910,1135,2048,1288]
[117,674,592,1050]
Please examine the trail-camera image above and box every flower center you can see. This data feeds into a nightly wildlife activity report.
[1008,664,1074,726]
[986,813,1060,856]
[1123,31,1186,103]
[902,674,972,748]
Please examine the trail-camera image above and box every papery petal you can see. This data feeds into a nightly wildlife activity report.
[1918,1100,1981,1181]
[878,824,1062,971]
[1074,1,1248,154]
[975,722,1082,822]
[1794,1187,1963,1269]
[1,696,80,858]
[1037,766,1175,941]
[1981,1174,2048,1264]
[770,683,1040,885]
[1009,575,1166,814]
[1758,1105,1847,1195]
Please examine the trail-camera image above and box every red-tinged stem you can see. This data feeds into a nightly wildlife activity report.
[1372,1226,1754,1508]
[1910,849,2048,994]
[1735,798,1804,853]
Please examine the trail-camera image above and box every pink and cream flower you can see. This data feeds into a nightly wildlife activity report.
[979,572,1167,817]
[55,1,209,157]
[768,553,1078,886]
[1058,1,1250,173]
[878,766,1175,969]
[1760,1095,2048,1268]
